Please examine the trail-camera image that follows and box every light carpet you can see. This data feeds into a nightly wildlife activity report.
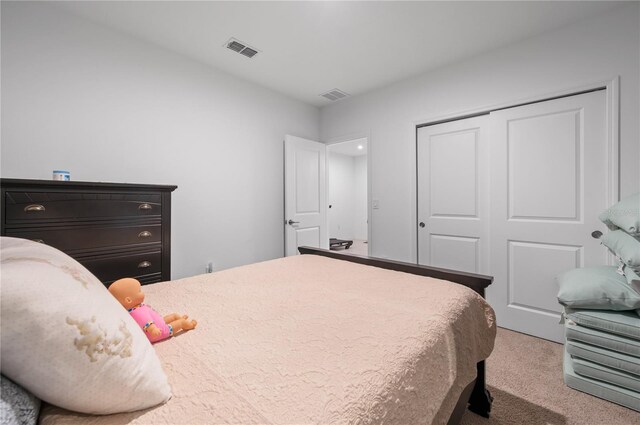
[460,327,639,424]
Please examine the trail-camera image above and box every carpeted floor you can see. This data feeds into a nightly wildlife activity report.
[460,327,639,424]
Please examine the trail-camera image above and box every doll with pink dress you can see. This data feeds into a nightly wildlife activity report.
[108,277,197,343]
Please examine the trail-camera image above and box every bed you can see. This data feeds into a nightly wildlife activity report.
[4,242,496,425]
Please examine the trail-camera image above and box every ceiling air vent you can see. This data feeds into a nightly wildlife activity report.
[226,38,259,59]
[320,89,349,102]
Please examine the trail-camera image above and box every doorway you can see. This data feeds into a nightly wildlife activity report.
[327,138,369,256]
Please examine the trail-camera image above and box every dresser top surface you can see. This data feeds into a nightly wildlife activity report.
[1,178,177,192]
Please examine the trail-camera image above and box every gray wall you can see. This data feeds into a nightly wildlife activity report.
[320,4,640,263]
[327,152,367,241]
[328,152,356,240]
[1,2,320,278]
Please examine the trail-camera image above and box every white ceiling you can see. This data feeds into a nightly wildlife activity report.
[328,138,368,157]
[54,1,624,107]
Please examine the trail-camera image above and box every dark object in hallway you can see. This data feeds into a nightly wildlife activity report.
[329,238,353,250]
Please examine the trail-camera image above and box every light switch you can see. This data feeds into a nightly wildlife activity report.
[372,199,380,209]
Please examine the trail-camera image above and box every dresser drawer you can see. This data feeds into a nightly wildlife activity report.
[5,224,161,253]
[4,192,161,223]
[79,250,162,284]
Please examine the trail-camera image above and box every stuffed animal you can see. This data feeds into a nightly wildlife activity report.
[108,278,197,343]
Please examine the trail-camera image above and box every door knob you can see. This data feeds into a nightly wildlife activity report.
[288,219,300,225]
[419,222,426,228]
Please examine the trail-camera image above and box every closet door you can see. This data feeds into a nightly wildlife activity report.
[417,116,489,274]
[489,90,609,342]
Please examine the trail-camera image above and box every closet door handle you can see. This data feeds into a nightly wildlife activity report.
[138,231,152,238]
[138,203,152,211]
[24,204,46,212]
[137,261,151,269]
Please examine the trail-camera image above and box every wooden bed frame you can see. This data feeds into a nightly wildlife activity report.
[298,246,494,424]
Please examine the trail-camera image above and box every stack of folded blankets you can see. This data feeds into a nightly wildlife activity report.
[557,193,640,412]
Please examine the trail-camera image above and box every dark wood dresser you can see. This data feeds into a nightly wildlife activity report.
[1,179,177,286]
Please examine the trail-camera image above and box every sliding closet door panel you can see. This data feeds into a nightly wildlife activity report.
[417,116,488,274]
[489,90,609,343]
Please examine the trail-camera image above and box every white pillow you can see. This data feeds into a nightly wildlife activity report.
[0,237,171,414]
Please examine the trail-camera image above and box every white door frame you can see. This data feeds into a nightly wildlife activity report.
[408,77,620,264]
[324,131,372,256]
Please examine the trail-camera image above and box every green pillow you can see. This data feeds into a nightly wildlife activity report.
[599,193,640,235]
[557,266,640,310]
[601,230,640,272]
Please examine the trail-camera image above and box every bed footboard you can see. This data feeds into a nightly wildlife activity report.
[297,247,492,297]
[297,246,494,422]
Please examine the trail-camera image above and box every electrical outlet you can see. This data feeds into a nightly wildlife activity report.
[206,262,214,273]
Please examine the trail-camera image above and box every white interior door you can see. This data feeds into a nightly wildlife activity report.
[284,135,328,256]
[489,90,609,342]
[417,116,489,274]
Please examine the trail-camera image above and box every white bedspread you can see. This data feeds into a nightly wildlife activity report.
[40,254,496,425]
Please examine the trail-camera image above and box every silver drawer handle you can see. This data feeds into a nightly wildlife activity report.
[138,231,152,238]
[24,204,46,212]
[138,203,153,211]
[138,261,151,269]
